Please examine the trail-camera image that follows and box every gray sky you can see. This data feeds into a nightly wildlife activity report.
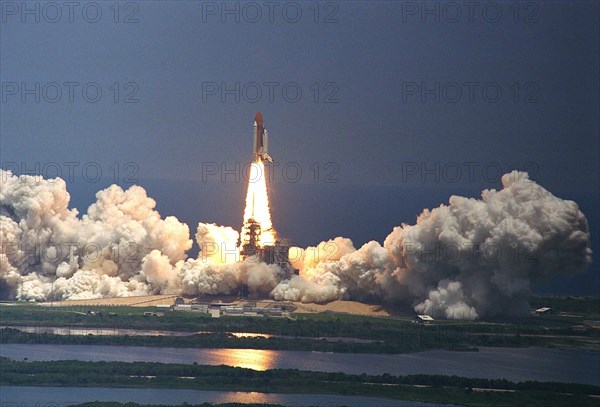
[1,1,598,293]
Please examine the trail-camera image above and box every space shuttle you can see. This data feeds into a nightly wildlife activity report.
[253,112,273,163]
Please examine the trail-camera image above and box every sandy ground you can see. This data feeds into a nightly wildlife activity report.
[291,300,394,317]
[36,294,404,317]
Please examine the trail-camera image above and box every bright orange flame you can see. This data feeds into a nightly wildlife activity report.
[240,159,276,247]
[214,348,278,371]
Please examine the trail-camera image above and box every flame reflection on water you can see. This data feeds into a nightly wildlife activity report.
[198,348,280,371]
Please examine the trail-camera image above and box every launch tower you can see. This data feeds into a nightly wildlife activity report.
[239,112,298,284]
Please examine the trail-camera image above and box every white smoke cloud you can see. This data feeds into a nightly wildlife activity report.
[195,223,240,265]
[414,280,479,320]
[177,225,280,296]
[274,171,592,318]
[0,170,191,300]
[0,169,592,319]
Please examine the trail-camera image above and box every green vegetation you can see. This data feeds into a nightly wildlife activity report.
[1,358,598,406]
[1,296,598,353]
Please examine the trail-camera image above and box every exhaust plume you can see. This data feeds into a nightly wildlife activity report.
[240,160,276,247]
[0,169,592,319]
[274,171,592,318]
[0,171,191,300]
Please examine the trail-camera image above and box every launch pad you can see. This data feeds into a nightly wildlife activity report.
[240,217,298,278]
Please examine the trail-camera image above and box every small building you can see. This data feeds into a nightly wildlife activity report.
[156,304,172,312]
[268,308,283,317]
[241,311,261,317]
[191,304,209,313]
[414,314,435,324]
[535,307,553,315]
[209,302,237,308]
[222,306,244,315]
[209,309,221,318]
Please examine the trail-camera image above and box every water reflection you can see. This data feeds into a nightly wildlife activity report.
[1,325,192,337]
[212,391,276,404]
[201,348,279,371]
[1,325,272,339]
[1,344,597,385]
[0,386,447,407]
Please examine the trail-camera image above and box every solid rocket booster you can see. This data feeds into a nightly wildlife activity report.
[253,112,273,162]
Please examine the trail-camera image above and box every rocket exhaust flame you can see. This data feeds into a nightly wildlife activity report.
[239,112,277,253]
[240,158,276,249]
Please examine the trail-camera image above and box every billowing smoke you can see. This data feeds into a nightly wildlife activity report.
[274,171,592,318]
[0,170,192,300]
[0,169,592,319]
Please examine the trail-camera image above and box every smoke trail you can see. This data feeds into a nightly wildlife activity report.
[0,169,592,319]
